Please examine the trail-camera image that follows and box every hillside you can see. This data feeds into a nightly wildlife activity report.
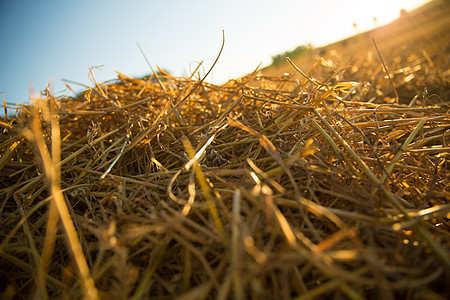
[259,0,450,104]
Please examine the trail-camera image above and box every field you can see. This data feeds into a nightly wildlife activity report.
[261,0,450,106]
[1,1,449,299]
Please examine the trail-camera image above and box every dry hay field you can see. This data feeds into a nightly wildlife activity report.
[1,1,449,299]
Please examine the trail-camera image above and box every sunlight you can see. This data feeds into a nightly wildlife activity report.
[347,0,431,32]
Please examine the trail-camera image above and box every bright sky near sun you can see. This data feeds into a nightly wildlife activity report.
[1,0,431,107]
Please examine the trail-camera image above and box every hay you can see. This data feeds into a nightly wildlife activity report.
[1,34,450,300]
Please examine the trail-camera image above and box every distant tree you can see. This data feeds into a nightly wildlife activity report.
[400,9,408,18]
[271,45,311,66]
[141,68,172,82]
[352,22,360,34]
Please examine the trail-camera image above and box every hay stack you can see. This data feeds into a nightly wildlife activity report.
[1,49,449,299]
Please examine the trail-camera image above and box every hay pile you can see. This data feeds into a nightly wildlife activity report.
[1,47,449,299]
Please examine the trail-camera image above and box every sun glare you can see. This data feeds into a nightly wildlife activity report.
[295,0,432,48]
[348,0,430,32]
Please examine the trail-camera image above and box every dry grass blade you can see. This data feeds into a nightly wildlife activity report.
[21,100,99,299]
[372,37,399,103]
[182,136,225,242]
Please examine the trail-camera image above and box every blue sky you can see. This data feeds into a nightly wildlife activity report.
[0,0,430,108]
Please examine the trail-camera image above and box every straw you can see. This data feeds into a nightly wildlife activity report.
[1,18,449,299]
